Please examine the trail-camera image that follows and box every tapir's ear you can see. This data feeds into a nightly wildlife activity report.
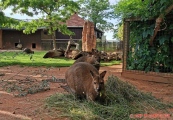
[90,70,95,77]
[100,71,106,78]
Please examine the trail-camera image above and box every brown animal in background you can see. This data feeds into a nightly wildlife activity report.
[65,62,106,101]
[90,48,101,63]
[73,49,101,63]
[43,49,64,58]
[73,55,100,70]
[23,48,34,54]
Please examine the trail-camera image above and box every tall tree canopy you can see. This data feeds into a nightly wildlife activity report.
[0,0,79,50]
[113,0,173,72]
[114,0,173,20]
[78,0,115,32]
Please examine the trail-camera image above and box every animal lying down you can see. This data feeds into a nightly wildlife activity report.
[43,49,65,58]
[73,55,100,70]
[23,48,34,54]
[65,62,106,101]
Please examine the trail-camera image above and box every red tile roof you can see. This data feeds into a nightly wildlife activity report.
[66,13,85,27]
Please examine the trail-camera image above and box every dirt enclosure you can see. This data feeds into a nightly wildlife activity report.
[0,64,173,120]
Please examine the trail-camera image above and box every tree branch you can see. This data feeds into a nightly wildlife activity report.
[149,4,173,46]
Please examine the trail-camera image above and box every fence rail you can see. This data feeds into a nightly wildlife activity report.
[41,39,123,52]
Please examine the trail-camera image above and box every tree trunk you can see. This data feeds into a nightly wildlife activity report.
[52,32,57,50]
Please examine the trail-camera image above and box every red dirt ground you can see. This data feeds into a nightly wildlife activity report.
[0,64,173,120]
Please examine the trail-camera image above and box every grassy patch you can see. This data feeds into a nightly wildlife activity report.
[45,76,172,120]
[101,60,121,66]
[0,51,121,67]
[0,51,74,67]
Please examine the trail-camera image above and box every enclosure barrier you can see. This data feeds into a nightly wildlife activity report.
[122,18,173,84]
[41,39,122,52]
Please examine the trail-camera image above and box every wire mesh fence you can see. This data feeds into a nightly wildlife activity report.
[41,39,123,52]
[96,40,123,52]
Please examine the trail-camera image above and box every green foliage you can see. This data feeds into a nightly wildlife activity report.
[45,76,172,120]
[0,11,5,23]
[113,0,173,40]
[114,0,173,20]
[113,0,173,72]
[0,10,19,28]
[78,0,115,31]
[116,23,123,41]
[127,20,173,72]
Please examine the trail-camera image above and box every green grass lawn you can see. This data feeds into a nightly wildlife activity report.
[0,51,121,67]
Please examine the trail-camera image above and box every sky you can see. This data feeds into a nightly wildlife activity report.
[106,0,119,41]
[3,0,119,41]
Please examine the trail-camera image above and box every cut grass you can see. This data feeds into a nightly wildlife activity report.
[0,51,121,67]
[45,76,173,120]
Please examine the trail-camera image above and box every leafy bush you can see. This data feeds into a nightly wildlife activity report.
[127,20,173,72]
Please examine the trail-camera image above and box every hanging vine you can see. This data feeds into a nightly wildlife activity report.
[127,18,173,72]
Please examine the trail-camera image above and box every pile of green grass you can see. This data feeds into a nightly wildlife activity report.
[45,76,172,120]
[0,51,121,67]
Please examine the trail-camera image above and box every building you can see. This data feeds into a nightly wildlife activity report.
[0,13,103,50]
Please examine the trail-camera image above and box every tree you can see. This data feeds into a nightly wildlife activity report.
[113,0,173,42]
[113,0,173,20]
[0,10,5,23]
[114,23,123,41]
[0,10,19,28]
[113,0,173,72]
[78,0,115,32]
[0,0,79,50]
